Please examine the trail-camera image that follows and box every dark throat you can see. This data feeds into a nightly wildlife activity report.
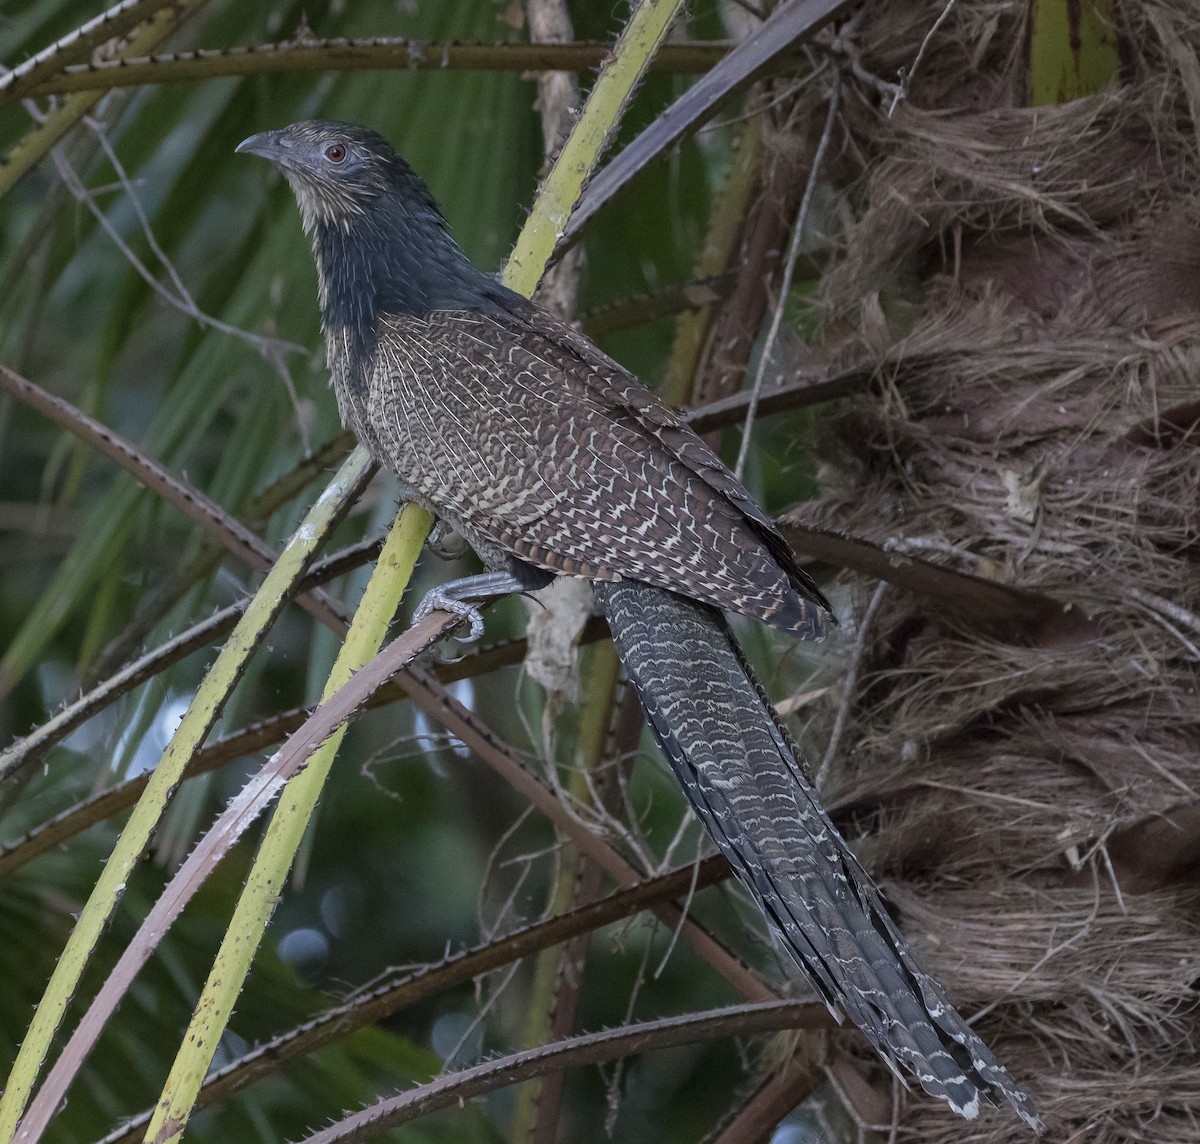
[315,200,510,376]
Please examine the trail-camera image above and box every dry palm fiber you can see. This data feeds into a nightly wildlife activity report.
[777,0,1200,1138]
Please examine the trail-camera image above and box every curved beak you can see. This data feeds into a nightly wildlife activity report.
[235,130,288,164]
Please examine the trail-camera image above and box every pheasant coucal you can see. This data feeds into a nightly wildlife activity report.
[238,121,1040,1131]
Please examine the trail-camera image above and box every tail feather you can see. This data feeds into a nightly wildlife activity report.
[594,579,1041,1132]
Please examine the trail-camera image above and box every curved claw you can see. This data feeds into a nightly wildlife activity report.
[411,571,530,644]
[413,588,485,643]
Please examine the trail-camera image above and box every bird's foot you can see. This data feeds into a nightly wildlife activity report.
[414,588,486,642]
[413,571,530,644]
[427,519,468,562]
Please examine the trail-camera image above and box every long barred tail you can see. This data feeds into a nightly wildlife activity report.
[593,579,1042,1132]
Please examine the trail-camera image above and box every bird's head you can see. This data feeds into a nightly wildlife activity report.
[236,120,444,237]
[238,120,506,343]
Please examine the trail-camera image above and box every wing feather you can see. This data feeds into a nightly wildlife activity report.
[366,305,830,637]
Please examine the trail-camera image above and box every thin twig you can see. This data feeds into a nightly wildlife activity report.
[603,920,658,1133]
[735,69,840,480]
[654,834,708,979]
[1128,586,1200,647]
[45,123,306,372]
[829,6,903,106]
[81,115,315,447]
[818,579,885,785]
[888,0,957,116]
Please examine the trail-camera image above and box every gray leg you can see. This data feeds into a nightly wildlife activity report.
[413,571,528,642]
[427,518,468,561]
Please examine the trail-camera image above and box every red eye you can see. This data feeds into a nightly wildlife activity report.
[324,143,347,163]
